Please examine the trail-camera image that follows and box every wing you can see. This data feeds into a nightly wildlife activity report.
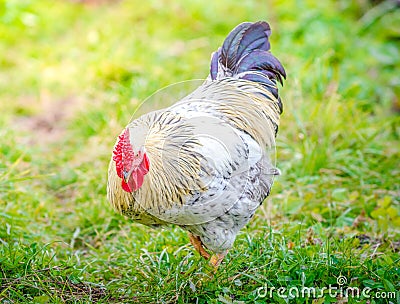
[141,110,278,225]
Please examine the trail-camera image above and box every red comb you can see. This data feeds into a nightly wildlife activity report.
[112,128,133,178]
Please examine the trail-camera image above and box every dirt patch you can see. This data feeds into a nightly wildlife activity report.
[14,92,86,146]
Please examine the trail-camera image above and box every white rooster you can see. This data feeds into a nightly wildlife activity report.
[107,21,286,267]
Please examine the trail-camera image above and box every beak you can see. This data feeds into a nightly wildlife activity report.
[123,167,138,184]
[123,170,131,183]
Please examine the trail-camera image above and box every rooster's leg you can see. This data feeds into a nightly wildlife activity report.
[188,233,210,259]
[210,250,228,268]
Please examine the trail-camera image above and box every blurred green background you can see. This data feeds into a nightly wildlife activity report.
[0,0,399,303]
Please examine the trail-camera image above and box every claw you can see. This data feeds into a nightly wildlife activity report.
[209,251,228,268]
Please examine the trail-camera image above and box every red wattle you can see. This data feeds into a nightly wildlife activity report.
[121,180,132,192]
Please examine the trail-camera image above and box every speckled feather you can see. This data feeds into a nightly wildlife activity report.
[107,21,285,254]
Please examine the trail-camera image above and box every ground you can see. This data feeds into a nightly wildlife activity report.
[0,0,399,303]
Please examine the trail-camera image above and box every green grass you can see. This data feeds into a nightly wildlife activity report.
[1,0,399,303]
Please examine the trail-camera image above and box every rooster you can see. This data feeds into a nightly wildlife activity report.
[107,21,286,267]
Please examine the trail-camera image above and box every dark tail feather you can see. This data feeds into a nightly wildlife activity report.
[210,21,286,87]
[233,22,271,63]
[236,49,286,85]
[220,22,253,71]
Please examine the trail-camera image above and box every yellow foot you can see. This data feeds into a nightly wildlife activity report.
[209,251,228,269]
[188,233,210,260]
